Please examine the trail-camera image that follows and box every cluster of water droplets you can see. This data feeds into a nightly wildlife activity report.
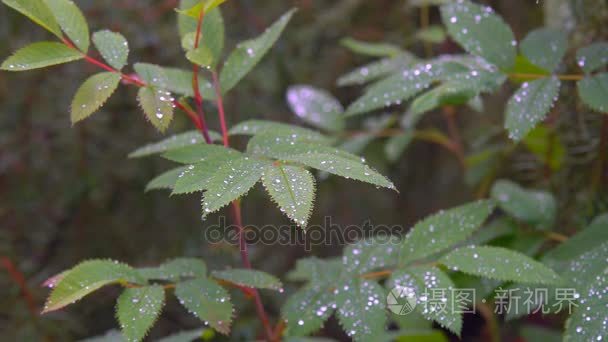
[342,238,398,274]
[335,280,384,338]
[261,164,313,227]
[337,54,412,86]
[154,89,175,120]
[506,76,560,141]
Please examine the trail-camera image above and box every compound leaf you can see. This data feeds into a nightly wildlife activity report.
[71,72,121,123]
[1,41,82,71]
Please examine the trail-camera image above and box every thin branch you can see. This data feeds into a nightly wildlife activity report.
[1,257,37,315]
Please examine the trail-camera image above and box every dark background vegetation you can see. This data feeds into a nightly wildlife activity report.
[1,0,607,341]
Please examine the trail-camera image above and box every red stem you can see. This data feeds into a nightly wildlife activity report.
[212,71,229,147]
[191,9,273,341]
[62,23,274,341]
[1,257,37,315]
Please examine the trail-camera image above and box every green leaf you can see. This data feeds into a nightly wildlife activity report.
[162,144,239,164]
[175,277,233,335]
[439,246,561,285]
[409,72,502,116]
[70,72,121,123]
[400,200,495,264]
[137,87,175,132]
[229,119,330,143]
[116,285,165,342]
[543,213,608,264]
[384,132,414,162]
[180,7,224,66]
[45,0,90,52]
[335,278,386,341]
[2,0,62,37]
[342,237,400,275]
[286,85,345,132]
[286,257,342,283]
[340,37,402,57]
[92,30,129,70]
[560,242,608,290]
[1,41,83,71]
[490,179,556,228]
[138,258,207,281]
[156,329,210,342]
[177,0,227,18]
[389,267,462,336]
[219,8,296,92]
[563,266,608,342]
[201,157,268,218]
[520,325,562,341]
[145,166,188,192]
[576,42,608,74]
[282,283,336,337]
[262,164,315,227]
[43,260,145,313]
[344,59,468,116]
[505,76,561,141]
[520,28,567,72]
[508,54,551,81]
[172,154,241,194]
[337,54,416,86]
[186,46,214,68]
[134,63,215,99]
[212,269,283,290]
[416,26,447,44]
[247,133,394,189]
[440,1,516,69]
[577,73,608,113]
[523,124,565,171]
[129,131,220,158]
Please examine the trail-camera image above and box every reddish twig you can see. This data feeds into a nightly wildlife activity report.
[1,257,37,314]
[212,71,229,147]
